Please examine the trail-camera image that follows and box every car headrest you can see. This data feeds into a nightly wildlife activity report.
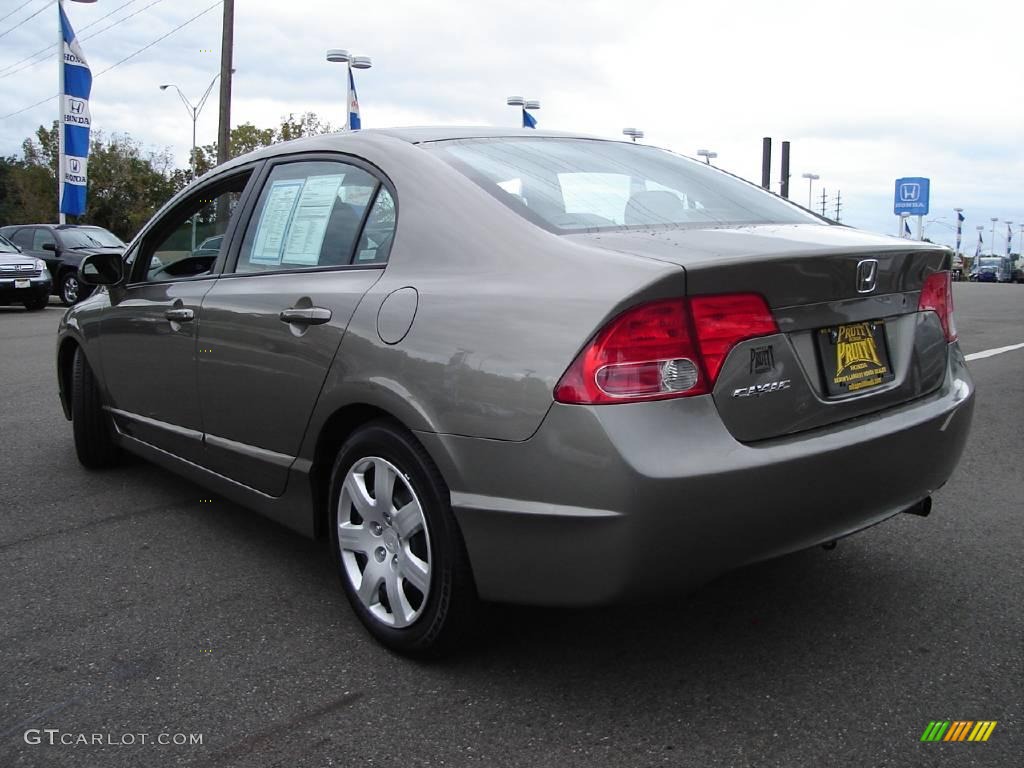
[624,190,687,226]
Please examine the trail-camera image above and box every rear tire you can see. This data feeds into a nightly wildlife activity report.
[329,420,478,657]
[71,348,119,468]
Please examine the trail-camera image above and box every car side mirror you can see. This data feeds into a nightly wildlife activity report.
[42,242,56,252]
[79,252,125,286]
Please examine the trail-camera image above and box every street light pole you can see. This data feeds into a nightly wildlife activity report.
[990,217,998,256]
[696,149,717,165]
[801,172,819,210]
[622,128,644,142]
[507,97,540,128]
[327,50,372,129]
[160,75,220,249]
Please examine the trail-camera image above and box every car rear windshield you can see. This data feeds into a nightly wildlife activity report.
[428,137,820,233]
[62,228,125,249]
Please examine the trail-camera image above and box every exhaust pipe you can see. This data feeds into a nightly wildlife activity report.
[901,497,932,517]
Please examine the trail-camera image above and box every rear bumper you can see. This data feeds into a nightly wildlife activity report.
[419,344,975,605]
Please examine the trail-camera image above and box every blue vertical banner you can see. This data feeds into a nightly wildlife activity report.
[956,210,964,253]
[975,230,982,259]
[903,219,912,237]
[348,67,361,130]
[522,108,537,129]
[59,1,91,216]
[1007,223,1013,256]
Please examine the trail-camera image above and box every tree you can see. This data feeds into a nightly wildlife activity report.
[195,112,336,175]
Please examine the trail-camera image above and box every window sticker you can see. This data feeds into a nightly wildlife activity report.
[249,179,304,265]
[281,174,346,266]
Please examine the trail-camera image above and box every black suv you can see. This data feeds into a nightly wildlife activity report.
[0,224,125,305]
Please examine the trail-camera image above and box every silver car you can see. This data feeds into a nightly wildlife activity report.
[59,128,974,655]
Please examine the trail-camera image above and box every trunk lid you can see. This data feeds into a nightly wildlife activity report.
[566,223,952,442]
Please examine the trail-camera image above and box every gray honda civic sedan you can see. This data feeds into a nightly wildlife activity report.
[58,127,974,655]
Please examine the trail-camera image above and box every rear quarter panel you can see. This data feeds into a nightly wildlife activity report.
[300,136,685,445]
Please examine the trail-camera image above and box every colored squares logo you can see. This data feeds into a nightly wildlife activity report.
[920,721,997,742]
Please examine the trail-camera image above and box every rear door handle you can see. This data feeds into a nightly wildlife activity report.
[165,308,194,322]
[279,307,332,325]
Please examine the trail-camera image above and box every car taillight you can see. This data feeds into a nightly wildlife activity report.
[554,293,778,405]
[690,293,779,383]
[918,270,957,341]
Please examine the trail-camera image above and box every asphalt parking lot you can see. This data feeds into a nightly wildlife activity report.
[1,284,1021,768]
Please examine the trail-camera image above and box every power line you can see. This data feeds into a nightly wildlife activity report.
[0,0,41,26]
[0,0,53,41]
[94,0,220,76]
[0,0,159,80]
[0,0,222,120]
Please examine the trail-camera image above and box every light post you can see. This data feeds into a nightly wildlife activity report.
[160,74,221,251]
[801,172,819,210]
[507,97,540,128]
[622,128,644,142]
[327,49,372,130]
[159,75,221,181]
[953,207,964,257]
[989,217,998,256]
[696,149,717,165]
[1019,224,1023,258]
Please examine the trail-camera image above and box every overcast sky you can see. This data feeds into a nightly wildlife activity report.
[1,0,1021,251]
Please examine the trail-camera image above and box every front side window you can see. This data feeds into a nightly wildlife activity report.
[429,138,820,232]
[235,161,384,273]
[32,229,56,250]
[138,176,249,282]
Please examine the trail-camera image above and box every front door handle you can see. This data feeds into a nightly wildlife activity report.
[165,308,194,322]
[279,307,332,325]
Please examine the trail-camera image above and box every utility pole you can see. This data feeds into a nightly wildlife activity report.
[833,190,842,223]
[779,141,790,198]
[216,0,234,165]
[761,137,771,190]
[820,188,827,218]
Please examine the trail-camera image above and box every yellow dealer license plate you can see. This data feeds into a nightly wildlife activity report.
[816,320,895,396]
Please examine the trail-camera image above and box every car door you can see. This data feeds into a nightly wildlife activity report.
[99,167,259,463]
[196,156,395,496]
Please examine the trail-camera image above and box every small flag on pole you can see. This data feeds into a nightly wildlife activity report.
[522,108,537,129]
[1007,223,1013,256]
[975,230,983,258]
[955,211,964,253]
[348,68,361,130]
[59,1,92,217]
[904,219,912,237]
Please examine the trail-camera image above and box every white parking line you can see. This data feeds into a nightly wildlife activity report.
[964,342,1024,361]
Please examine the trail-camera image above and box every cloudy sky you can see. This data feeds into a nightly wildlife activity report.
[1,0,1021,251]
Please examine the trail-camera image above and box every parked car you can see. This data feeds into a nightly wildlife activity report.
[0,233,51,311]
[968,256,1010,283]
[57,128,975,655]
[0,224,125,305]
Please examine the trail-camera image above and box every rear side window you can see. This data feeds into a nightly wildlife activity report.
[235,161,387,273]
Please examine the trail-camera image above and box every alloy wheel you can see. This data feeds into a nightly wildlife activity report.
[337,456,432,628]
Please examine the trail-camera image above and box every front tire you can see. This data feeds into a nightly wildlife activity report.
[329,420,477,656]
[71,348,119,468]
[23,292,48,311]
[60,271,90,306]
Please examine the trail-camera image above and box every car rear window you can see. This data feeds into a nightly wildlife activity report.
[428,137,819,233]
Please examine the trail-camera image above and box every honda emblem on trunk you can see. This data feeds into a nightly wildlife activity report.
[856,259,879,294]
